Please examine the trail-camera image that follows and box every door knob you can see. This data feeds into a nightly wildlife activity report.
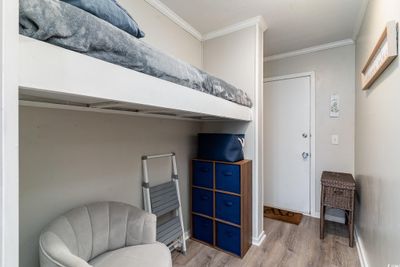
[302,152,309,159]
[302,133,308,138]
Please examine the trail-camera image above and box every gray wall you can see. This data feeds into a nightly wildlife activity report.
[19,107,200,267]
[119,0,203,68]
[264,45,356,215]
[355,0,400,266]
[203,27,256,100]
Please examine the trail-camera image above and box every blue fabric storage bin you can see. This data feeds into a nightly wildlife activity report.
[198,133,245,162]
[192,161,213,188]
[192,215,213,245]
[215,192,241,225]
[215,163,241,194]
[192,188,213,217]
[216,222,241,256]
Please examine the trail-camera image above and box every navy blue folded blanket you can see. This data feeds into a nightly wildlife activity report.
[19,0,253,107]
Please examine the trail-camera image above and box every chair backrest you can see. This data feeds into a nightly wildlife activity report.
[39,201,149,264]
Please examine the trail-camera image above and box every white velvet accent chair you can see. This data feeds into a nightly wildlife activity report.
[39,201,172,267]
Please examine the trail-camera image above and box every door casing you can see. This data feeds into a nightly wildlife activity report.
[263,72,316,216]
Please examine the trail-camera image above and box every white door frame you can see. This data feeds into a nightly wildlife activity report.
[263,72,316,217]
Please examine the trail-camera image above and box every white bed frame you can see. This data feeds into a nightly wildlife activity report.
[19,36,253,122]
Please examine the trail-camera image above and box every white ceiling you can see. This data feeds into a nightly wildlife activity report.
[158,0,366,56]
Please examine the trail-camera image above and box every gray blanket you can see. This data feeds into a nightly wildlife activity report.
[19,0,252,107]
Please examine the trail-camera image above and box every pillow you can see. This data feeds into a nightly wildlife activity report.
[61,0,145,38]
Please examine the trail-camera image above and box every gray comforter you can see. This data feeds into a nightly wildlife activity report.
[19,0,252,107]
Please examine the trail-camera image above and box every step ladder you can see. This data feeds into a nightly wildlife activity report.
[142,153,187,254]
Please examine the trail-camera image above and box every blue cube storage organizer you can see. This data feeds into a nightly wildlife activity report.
[191,159,252,257]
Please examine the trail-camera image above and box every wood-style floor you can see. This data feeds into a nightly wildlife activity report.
[172,216,360,267]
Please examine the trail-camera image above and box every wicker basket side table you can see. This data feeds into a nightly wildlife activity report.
[320,171,356,247]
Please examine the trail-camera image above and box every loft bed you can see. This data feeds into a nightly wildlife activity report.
[18,0,253,122]
[19,37,252,121]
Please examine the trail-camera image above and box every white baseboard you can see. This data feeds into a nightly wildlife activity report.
[355,228,369,267]
[252,231,266,246]
[184,230,191,241]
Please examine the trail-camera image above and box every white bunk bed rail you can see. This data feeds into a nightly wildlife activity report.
[18,36,253,122]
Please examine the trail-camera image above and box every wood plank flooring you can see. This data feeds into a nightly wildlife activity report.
[173,216,360,267]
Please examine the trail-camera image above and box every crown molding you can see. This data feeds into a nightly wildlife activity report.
[352,0,369,40]
[144,0,267,42]
[144,0,203,41]
[203,16,268,41]
[264,39,355,62]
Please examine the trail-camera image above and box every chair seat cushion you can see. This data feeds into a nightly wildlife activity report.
[89,242,171,267]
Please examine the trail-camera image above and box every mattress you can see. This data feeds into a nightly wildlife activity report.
[19,0,253,107]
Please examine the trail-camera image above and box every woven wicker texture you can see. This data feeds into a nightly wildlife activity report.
[320,171,356,247]
[321,171,355,189]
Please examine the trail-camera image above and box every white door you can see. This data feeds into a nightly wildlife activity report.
[263,76,311,214]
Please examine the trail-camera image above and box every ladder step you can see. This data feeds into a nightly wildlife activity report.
[159,227,182,245]
[157,217,182,245]
[150,181,175,195]
[157,216,181,235]
[152,200,179,217]
[150,182,179,216]
[151,187,177,204]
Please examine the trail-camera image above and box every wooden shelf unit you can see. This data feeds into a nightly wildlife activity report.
[190,159,252,257]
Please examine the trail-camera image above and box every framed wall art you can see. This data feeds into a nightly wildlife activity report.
[361,21,398,90]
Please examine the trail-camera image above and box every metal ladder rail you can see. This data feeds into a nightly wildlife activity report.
[141,153,187,254]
